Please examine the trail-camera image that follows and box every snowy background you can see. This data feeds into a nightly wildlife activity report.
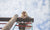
[0,0,50,30]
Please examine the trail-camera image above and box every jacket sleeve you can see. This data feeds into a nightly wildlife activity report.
[24,17,34,22]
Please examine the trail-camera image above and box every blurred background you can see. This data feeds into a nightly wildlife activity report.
[0,0,50,30]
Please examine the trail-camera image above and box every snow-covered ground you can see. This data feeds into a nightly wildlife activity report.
[0,0,50,30]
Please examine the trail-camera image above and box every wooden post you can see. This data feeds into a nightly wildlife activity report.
[2,14,18,30]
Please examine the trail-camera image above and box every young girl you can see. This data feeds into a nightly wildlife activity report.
[19,11,28,30]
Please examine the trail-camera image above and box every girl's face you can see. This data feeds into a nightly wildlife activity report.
[22,12,26,16]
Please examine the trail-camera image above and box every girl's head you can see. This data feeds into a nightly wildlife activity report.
[21,11,28,17]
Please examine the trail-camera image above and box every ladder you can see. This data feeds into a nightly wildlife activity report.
[12,22,33,30]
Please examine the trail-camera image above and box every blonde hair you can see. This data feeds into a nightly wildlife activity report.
[21,11,28,18]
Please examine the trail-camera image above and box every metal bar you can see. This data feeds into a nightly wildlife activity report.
[0,18,11,21]
[31,22,33,30]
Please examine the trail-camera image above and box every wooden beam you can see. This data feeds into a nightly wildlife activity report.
[2,14,18,30]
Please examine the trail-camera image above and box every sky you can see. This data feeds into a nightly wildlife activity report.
[0,0,50,30]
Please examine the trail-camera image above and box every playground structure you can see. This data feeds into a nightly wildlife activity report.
[0,14,34,30]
